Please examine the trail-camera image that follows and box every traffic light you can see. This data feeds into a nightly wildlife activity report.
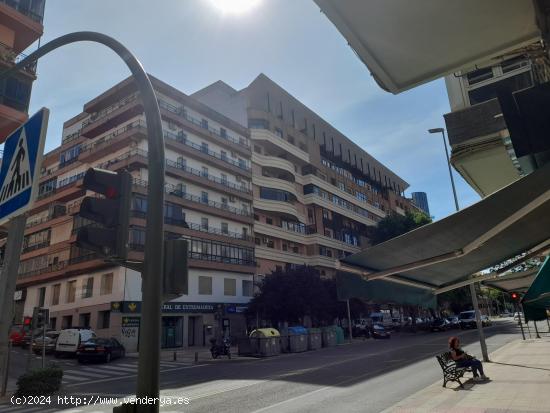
[510,292,521,301]
[31,307,49,330]
[163,239,189,300]
[76,168,132,260]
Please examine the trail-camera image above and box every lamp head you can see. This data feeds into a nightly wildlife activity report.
[428,128,445,134]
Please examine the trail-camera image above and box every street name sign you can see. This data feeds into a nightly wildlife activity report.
[0,108,49,225]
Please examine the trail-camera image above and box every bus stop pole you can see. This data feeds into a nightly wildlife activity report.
[470,283,489,362]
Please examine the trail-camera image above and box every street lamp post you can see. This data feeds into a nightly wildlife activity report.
[0,32,165,412]
[428,127,489,362]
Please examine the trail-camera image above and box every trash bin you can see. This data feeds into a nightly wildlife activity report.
[249,328,281,357]
[335,326,345,344]
[279,332,290,353]
[288,326,308,353]
[307,328,322,350]
[321,326,337,347]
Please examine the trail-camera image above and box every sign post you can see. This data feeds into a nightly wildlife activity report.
[0,109,49,392]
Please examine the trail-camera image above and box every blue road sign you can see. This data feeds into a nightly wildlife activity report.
[0,108,49,224]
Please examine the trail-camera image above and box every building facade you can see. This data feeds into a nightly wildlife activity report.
[194,74,414,279]
[14,76,255,351]
[0,0,45,141]
[411,192,430,216]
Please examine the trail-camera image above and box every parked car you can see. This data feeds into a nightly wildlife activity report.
[481,315,492,327]
[76,338,125,363]
[21,328,52,349]
[431,318,450,332]
[446,316,460,329]
[55,328,96,357]
[32,331,60,355]
[500,311,513,318]
[9,324,30,346]
[459,310,477,329]
[352,319,371,338]
[371,323,390,339]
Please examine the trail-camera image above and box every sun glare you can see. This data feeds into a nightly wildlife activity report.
[209,0,261,15]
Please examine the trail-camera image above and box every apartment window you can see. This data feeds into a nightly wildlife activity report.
[62,315,72,329]
[220,127,227,138]
[198,276,212,295]
[221,222,229,234]
[242,280,253,297]
[221,174,227,184]
[201,142,208,153]
[177,157,186,169]
[51,284,60,306]
[282,243,288,251]
[337,181,345,191]
[176,183,186,195]
[266,217,273,225]
[253,214,259,221]
[238,158,246,169]
[254,237,261,245]
[37,287,46,307]
[66,281,76,303]
[201,191,209,203]
[275,265,282,272]
[100,273,113,295]
[274,128,283,138]
[221,150,227,161]
[201,217,209,230]
[49,317,57,330]
[79,313,91,328]
[224,278,236,296]
[202,166,208,177]
[98,310,110,329]
[82,277,94,299]
[201,118,208,129]
[221,197,228,208]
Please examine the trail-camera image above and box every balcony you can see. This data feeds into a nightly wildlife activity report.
[253,175,300,200]
[158,99,250,152]
[21,240,49,254]
[0,0,44,53]
[303,191,377,226]
[0,41,37,76]
[250,129,309,164]
[164,129,251,174]
[252,152,297,177]
[0,0,45,23]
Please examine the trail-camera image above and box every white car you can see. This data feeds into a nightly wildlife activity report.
[55,328,96,357]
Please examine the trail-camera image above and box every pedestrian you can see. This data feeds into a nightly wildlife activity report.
[448,336,489,382]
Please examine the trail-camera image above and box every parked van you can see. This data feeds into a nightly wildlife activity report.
[370,312,393,328]
[55,328,96,357]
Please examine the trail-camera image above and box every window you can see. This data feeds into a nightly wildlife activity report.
[66,281,76,303]
[238,158,246,169]
[242,280,253,297]
[201,217,209,230]
[224,278,236,296]
[51,284,60,306]
[49,317,57,330]
[37,287,46,307]
[62,315,72,329]
[176,183,186,195]
[176,157,186,169]
[201,118,208,129]
[98,311,110,329]
[254,237,260,245]
[198,276,212,295]
[221,151,227,161]
[274,128,283,138]
[79,313,91,327]
[201,191,209,203]
[221,222,229,234]
[221,197,228,208]
[266,217,273,225]
[202,166,208,177]
[100,273,113,295]
[201,142,208,153]
[282,243,288,251]
[220,127,227,138]
[82,277,94,298]
[221,174,227,184]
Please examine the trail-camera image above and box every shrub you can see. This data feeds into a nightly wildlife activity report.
[15,363,63,396]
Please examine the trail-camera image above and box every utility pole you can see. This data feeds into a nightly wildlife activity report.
[0,32,165,412]
[346,299,353,343]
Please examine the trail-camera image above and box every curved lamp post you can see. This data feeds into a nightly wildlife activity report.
[0,32,165,411]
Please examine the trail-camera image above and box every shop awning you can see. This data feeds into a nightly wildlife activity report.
[522,257,550,321]
[340,162,550,292]
[482,269,538,294]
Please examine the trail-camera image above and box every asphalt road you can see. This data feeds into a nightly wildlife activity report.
[1,319,534,413]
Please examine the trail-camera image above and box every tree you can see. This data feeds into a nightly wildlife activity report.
[246,266,340,326]
[437,286,471,315]
[369,210,431,245]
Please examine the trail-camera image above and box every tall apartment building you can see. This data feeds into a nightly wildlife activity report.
[411,192,430,216]
[14,76,255,350]
[0,0,45,141]
[194,74,413,278]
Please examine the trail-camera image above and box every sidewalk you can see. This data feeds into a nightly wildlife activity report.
[382,335,550,413]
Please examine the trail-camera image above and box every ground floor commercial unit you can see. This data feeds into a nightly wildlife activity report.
[18,266,252,352]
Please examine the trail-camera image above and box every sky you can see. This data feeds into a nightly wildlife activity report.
[25,0,480,220]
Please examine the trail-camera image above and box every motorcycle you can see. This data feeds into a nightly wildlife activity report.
[210,337,231,359]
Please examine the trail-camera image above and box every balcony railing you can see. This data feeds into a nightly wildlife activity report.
[21,240,49,254]
[82,92,140,128]
[0,0,45,23]
[18,253,100,280]
[0,41,37,74]
[131,209,251,241]
[62,129,81,145]
[158,99,250,150]
[163,129,250,172]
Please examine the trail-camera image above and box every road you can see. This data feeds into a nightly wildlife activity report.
[0,319,535,412]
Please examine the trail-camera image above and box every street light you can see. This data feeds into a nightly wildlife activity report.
[428,127,459,212]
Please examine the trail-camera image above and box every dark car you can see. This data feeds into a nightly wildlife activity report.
[371,323,390,339]
[21,328,52,349]
[459,310,477,329]
[446,316,460,329]
[431,318,450,332]
[76,338,125,363]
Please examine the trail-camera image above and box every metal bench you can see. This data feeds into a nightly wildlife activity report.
[436,351,472,388]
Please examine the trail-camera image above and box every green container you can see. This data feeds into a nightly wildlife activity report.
[335,326,345,344]
[321,326,337,347]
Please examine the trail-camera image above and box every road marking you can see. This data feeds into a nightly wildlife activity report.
[62,373,91,382]
[93,364,136,373]
[64,369,106,378]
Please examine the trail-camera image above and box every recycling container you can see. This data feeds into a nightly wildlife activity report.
[249,328,281,357]
[307,328,322,350]
[288,326,308,353]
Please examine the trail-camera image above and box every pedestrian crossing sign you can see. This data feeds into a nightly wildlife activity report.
[0,108,49,224]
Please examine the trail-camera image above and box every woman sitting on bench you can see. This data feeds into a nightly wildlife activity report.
[448,336,489,382]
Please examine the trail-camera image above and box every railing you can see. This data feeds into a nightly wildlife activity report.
[21,240,49,254]
[25,211,66,229]
[81,119,146,153]
[0,0,45,23]
[36,176,82,201]
[158,99,250,150]
[18,253,100,279]
[131,209,251,241]
[0,41,37,74]
[62,129,82,145]
[163,129,251,171]
[82,92,140,128]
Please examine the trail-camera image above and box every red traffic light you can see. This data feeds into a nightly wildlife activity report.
[510,292,520,300]
[23,317,31,325]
